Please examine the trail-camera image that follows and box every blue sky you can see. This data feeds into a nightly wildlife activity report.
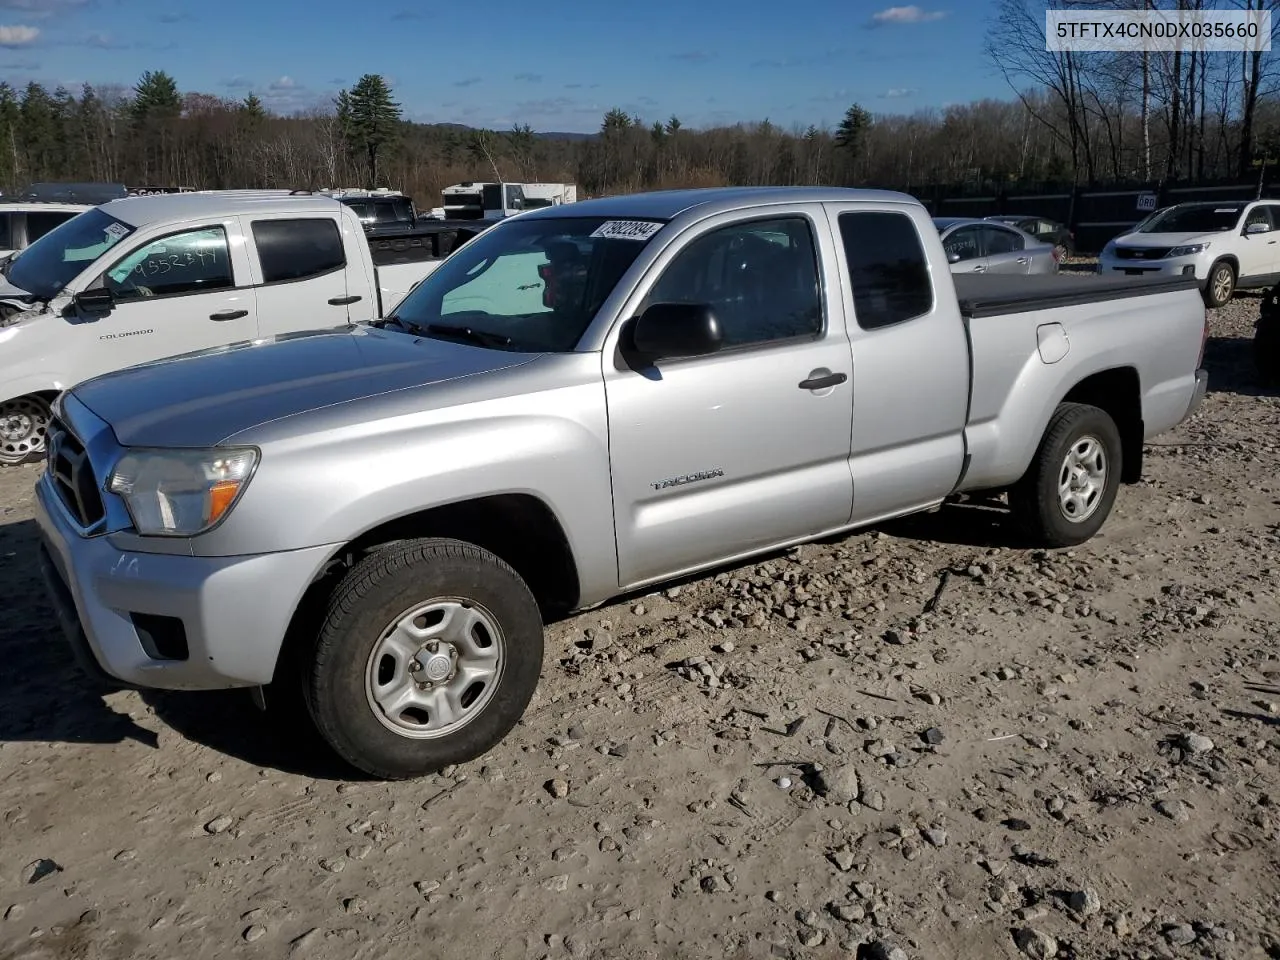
[0,0,1011,133]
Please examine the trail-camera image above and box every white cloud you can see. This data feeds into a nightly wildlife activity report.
[869,5,946,26]
[0,24,39,46]
[269,75,299,91]
[881,87,918,98]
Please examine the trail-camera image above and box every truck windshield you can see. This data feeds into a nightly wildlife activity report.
[7,206,136,300]
[386,216,666,352]
[1138,204,1243,233]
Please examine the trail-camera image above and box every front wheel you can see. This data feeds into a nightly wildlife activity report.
[0,394,52,466]
[1203,260,1236,308]
[1008,402,1123,548]
[305,538,545,780]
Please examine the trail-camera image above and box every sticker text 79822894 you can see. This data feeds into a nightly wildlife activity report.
[589,220,664,241]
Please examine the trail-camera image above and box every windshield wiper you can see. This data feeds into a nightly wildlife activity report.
[424,323,513,348]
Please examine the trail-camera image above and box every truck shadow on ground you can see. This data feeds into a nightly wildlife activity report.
[0,515,371,780]
[1203,334,1277,398]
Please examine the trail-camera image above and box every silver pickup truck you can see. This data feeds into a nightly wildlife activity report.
[33,186,1209,779]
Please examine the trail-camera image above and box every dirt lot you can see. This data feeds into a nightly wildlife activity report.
[1,282,1278,960]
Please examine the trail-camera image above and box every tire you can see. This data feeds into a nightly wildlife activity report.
[1053,242,1069,263]
[0,394,52,466]
[1008,402,1123,548]
[1203,259,1236,308]
[305,537,544,780]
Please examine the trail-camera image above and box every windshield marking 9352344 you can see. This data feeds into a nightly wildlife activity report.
[382,215,667,353]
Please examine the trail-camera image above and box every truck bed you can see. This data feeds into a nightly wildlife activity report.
[953,273,1201,319]
[367,221,494,267]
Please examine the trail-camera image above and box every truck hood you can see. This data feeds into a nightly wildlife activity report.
[70,327,540,448]
[1114,231,1217,248]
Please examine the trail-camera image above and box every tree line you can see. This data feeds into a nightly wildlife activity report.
[0,24,1277,214]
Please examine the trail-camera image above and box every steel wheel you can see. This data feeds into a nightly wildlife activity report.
[0,395,51,466]
[364,597,505,739]
[1057,435,1107,523]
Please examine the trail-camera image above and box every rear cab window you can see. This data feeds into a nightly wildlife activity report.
[836,210,935,330]
[251,218,346,283]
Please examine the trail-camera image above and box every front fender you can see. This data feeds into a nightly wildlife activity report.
[188,405,618,606]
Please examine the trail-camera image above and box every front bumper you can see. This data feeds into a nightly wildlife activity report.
[35,473,336,691]
[1098,253,1206,281]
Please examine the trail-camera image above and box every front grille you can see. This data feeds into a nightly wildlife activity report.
[1115,247,1171,260]
[47,417,105,529]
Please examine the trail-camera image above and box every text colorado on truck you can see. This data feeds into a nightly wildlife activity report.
[34,186,1209,780]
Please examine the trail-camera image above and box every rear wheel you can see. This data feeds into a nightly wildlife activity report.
[1008,402,1123,548]
[305,537,544,780]
[0,394,52,466]
[1203,260,1236,308]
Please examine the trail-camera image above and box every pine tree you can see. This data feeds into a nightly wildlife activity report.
[337,74,401,187]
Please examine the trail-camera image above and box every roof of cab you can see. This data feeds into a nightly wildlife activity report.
[517,185,923,222]
[99,192,345,228]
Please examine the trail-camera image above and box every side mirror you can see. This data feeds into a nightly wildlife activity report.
[947,251,961,264]
[1246,221,1269,235]
[74,287,114,315]
[629,302,723,360]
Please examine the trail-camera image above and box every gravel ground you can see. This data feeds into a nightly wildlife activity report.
[0,280,1277,960]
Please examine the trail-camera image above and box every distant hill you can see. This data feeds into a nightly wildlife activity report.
[414,121,596,142]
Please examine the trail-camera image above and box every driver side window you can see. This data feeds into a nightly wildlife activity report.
[103,227,233,302]
[943,226,981,261]
[646,216,823,348]
[1245,206,1275,232]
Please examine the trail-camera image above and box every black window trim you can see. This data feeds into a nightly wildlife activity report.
[92,223,239,304]
[633,210,829,363]
[249,216,348,288]
[838,208,937,333]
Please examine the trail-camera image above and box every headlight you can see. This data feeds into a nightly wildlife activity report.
[108,447,258,537]
[1169,242,1209,257]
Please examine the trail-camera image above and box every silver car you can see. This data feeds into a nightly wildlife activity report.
[933,216,1058,275]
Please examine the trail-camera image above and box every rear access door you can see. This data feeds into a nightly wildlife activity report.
[240,213,368,337]
[822,202,971,527]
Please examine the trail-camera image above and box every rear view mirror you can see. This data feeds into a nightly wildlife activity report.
[1246,221,1269,235]
[629,302,723,360]
[74,287,114,315]
[947,251,961,264]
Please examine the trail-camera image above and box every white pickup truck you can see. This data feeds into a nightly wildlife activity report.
[0,192,453,464]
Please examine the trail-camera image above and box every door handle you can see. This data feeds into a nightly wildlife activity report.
[1016,257,1030,263]
[798,371,847,390]
[210,309,248,321]
[328,295,363,305]
[972,264,986,272]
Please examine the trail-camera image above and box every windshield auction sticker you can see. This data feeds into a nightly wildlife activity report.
[590,220,664,241]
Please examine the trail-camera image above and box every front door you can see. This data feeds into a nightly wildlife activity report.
[603,208,855,589]
[88,222,259,371]
[1239,205,1279,281]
